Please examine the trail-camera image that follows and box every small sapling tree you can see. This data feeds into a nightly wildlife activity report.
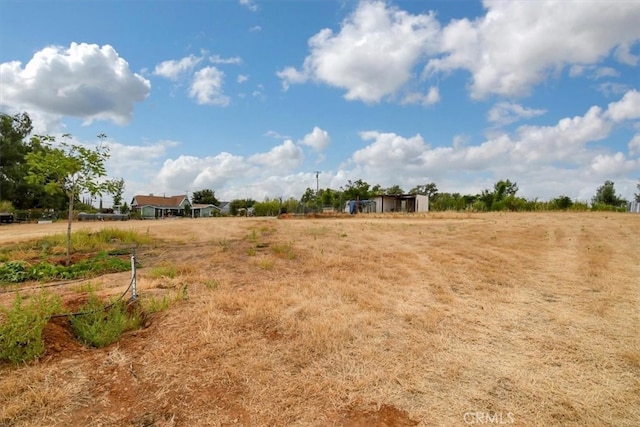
[26,134,116,265]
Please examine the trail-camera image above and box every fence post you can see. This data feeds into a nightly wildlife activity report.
[130,248,138,301]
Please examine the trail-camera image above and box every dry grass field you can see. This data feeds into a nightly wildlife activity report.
[0,212,639,426]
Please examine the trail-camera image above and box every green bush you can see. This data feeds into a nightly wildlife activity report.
[70,294,141,348]
[0,292,62,364]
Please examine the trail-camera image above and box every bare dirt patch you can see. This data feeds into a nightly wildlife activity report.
[1,213,639,426]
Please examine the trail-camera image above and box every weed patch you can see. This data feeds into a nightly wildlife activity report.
[0,292,62,364]
[272,242,297,259]
[70,294,142,348]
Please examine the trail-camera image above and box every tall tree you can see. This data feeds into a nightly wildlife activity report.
[192,188,219,206]
[592,180,626,207]
[26,134,115,265]
[493,179,518,201]
[110,177,125,207]
[635,178,640,203]
[0,112,32,205]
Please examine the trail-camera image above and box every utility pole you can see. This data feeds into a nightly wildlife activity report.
[314,171,321,213]
[314,171,321,194]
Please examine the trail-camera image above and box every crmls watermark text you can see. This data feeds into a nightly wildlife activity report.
[463,411,515,424]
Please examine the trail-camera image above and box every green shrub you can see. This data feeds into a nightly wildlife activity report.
[0,261,29,283]
[70,294,141,348]
[0,292,62,364]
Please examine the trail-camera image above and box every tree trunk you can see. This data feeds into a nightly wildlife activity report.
[66,189,74,266]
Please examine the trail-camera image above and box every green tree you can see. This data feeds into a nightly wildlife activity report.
[0,112,65,210]
[410,182,438,200]
[111,177,125,207]
[253,198,280,216]
[635,178,640,203]
[229,198,255,216]
[300,187,316,204]
[478,179,519,210]
[192,188,219,206]
[551,195,573,210]
[26,134,116,265]
[0,113,32,203]
[592,180,626,207]
[342,179,371,200]
[384,184,404,195]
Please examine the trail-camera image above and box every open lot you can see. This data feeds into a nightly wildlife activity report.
[1,212,639,426]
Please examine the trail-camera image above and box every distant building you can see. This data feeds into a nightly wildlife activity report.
[191,203,220,217]
[131,194,191,219]
[371,194,429,213]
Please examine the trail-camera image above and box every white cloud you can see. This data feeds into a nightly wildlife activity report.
[629,134,640,157]
[592,67,620,79]
[276,67,308,91]
[488,102,546,126]
[401,86,440,106]
[209,55,242,65]
[353,131,429,169]
[157,152,253,196]
[249,26,262,32]
[277,0,440,103]
[248,140,304,171]
[154,55,203,80]
[189,66,230,106]
[264,130,290,140]
[0,42,150,125]
[237,74,249,83]
[300,126,331,152]
[605,89,640,122]
[426,0,640,99]
[589,152,640,176]
[615,42,640,65]
[598,82,632,98]
[239,0,258,12]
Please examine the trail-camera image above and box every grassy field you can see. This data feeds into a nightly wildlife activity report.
[0,212,639,426]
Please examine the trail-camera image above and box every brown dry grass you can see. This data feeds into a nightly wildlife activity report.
[1,212,639,426]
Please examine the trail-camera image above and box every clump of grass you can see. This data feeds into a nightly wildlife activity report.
[256,257,275,270]
[204,279,220,290]
[142,295,172,314]
[71,281,100,293]
[247,247,257,256]
[218,239,229,252]
[148,264,178,279]
[141,286,191,314]
[246,229,259,243]
[70,294,142,348]
[272,242,297,259]
[0,292,62,364]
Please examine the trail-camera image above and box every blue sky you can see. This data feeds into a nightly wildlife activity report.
[1,0,639,205]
